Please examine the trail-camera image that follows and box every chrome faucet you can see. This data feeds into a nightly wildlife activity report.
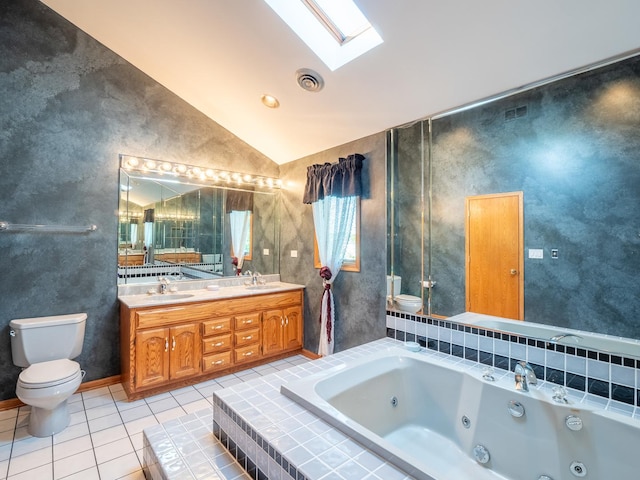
[514,361,537,392]
[550,333,583,343]
[158,276,170,294]
[252,271,262,285]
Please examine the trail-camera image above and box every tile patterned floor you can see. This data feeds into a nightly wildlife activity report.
[0,355,310,480]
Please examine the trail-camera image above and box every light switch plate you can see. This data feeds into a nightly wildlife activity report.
[263,248,269,255]
[528,249,544,259]
[291,250,298,258]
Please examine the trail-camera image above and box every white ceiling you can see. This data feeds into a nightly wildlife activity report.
[41,0,640,165]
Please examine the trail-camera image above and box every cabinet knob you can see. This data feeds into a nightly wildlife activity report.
[244,319,253,325]
[213,342,224,347]
[243,335,253,340]
[213,325,222,330]
[165,338,169,352]
[172,337,176,351]
[243,351,253,356]
[285,315,289,325]
[212,360,224,365]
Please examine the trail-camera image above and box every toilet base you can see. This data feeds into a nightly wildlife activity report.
[27,401,70,437]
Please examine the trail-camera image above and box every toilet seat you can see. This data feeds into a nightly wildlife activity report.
[18,359,81,389]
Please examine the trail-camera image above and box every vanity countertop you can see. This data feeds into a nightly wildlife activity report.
[118,281,305,309]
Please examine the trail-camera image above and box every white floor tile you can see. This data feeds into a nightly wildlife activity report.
[88,413,122,434]
[0,417,17,434]
[146,397,180,414]
[82,386,111,400]
[182,399,211,414]
[117,469,146,480]
[59,465,100,480]
[94,437,135,465]
[53,421,89,444]
[119,405,153,424]
[7,462,52,480]
[0,459,8,479]
[68,410,87,427]
[128,432,144,451]
[0,443,12,462]
[173,390,205,406]
[0,429,14,448]
[52,434,93,461]
[85,403,119,421]
[97,451,140,480]
[53,448,96,479]
[124,416,158,437]
[153,407,186,424]
[10,435,51,458]
[7,445,52,476]
[90,424,128,448]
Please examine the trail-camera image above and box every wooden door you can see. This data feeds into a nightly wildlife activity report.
[283,305,302,350]
[135,327,169,389]
[169,323,201,380]
[262,309,284,356]
[466,191,524,320]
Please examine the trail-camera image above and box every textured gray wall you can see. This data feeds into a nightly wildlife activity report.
[428,56,640,339]
[279,134,387,353]
[0,0,277,401]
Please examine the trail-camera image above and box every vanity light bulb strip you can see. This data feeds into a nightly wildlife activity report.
[121,155,283,188]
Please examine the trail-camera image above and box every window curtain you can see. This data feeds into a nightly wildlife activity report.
[226,190,254,275]
[129,221,138,249]
[143,209,154,264]
[303,154,364,356]
[229,211,251,275]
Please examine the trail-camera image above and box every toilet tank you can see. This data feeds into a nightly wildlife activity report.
[10,313,87,367]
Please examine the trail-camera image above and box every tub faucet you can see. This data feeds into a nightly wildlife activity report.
[550,333,582,343]
[514,361,537,392]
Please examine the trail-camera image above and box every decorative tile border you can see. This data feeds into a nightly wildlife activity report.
[386,310,640,411]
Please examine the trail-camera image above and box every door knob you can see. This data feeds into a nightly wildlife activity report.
[510,269,518,275]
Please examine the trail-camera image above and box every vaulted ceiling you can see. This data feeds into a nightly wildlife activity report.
[41,0,640,164]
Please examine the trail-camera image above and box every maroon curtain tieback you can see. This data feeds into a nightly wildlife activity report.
[319,267,333,342]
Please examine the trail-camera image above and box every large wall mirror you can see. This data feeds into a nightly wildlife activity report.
[388,52,640,356]
[118,155,280,284]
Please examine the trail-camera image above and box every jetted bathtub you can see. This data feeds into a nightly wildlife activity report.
[281,347,639,480]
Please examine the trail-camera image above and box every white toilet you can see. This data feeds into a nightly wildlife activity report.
[386,275,423,313]
[10,313,86,437]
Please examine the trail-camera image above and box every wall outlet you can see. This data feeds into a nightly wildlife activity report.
[291,250,298,258]
[263,248,269,256]
[528,249,544,259]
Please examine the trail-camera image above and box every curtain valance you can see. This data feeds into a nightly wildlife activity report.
[225,190,254,213]
[302,153,364,204]
[143,209,154,223]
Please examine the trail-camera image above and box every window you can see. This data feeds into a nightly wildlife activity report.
[263,0,383,71]
[314,198,360,272]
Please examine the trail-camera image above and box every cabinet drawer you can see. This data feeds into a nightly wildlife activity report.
[202,317,232,336]
[234,344,261,364]
[202,334,232,354]
[202,351,232,373]
[235,313,261,330]
[234,327,260,347]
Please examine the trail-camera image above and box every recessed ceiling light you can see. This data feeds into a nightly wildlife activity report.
[261,94,280,108]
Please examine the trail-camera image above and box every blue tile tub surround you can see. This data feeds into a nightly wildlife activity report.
[386,311,640,408]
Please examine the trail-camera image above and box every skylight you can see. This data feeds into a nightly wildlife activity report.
[264,0,383,71]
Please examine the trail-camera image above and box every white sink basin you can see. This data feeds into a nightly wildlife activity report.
[153,293,195,301]
[245,284,279,290]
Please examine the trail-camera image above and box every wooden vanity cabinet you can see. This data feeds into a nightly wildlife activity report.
[262,305,302,356]
[120,289,303,400]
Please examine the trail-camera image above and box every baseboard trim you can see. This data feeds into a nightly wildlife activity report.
[0,375,122,412]
[301,349,321,360]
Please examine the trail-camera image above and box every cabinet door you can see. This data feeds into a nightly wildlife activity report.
[169,323,201,380]
[262,309,284,356]
[135,327,170,389]
[283,305,302,350]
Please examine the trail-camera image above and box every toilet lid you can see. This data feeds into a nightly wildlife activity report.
[395,294,422,303]
[19,359,81,388]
